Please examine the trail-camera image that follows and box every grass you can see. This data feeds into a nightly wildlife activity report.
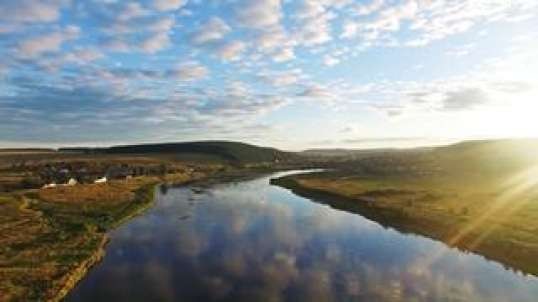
[0,164,268,301]
[0,145,304,301]
[273,169,538,276]
[0,174,197,302]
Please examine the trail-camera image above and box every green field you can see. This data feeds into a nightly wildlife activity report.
[273,140,538,276]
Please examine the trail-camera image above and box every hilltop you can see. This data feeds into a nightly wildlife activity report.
[60,141,296,163]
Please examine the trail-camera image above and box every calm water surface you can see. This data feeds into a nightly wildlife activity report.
[67,171,538,302]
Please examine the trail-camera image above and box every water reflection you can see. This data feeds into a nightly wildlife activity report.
[67,172,538,302]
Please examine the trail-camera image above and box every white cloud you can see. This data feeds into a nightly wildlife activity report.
[352,0,384,16]
[0,0,66,23]
[340,20,359,39]
[191,17,231,45]
[153,0,187,12]
[216,40,246,61]
[172,61,209,81]
[272,48,295,63]
[64,49,104,64]
[323,55,340,66]
[260,69,303,87]
[293,1,334,46]
[147,16,176,32]
[102,39,131,53]
[294,1,325,19]
[366,0,418,33]
[236,0,282,29]
[17,26,79,58]
[341,0,536,48]
[141,32,171,54]
[299,84,335,100]
[254,27,290,51]
[118,2,147,21]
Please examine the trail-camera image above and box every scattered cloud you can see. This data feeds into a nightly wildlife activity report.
[323,55,340,66]
[293,1,334,46]
[215,40,246,61]
[0,0,536,146]
[272,47,295,62]
[235,0,283,29]
[260,69,303,87]
[171,61,209,81]
[17,26,79,58]
[340,0,536,48]
[440,88,489,111]
[298,84,336,101]
[0,0,66,24]
[191,17,231,45]
[141,32,171,54]
[153,0,187,12]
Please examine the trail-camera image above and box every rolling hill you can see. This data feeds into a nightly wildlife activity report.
[302,139,538,176]
[60,141,296,163]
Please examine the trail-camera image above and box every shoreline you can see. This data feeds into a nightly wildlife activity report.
[49,167,294,301]
[271,174,538,277]
[44,183,161,302]
[50,235,108,302]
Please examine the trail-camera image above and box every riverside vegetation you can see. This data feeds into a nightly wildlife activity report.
[0,141,302,301]
[0,170,209,301]
[2,139,538,300]
[273,139,538,276]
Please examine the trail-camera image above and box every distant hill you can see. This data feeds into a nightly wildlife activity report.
[302,139,538,176]
[60,141,295,163]
[0,148,56,154]
[434,139,538,158]
[430,139,538,172]
[301,147,431,158]
[301,149,381,157]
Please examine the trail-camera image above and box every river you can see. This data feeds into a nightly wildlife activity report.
[67,171,538,301]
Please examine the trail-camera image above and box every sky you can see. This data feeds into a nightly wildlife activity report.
[0,0,537,150]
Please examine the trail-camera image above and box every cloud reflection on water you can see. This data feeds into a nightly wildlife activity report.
[68,176,538,302]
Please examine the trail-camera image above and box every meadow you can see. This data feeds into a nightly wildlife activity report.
[273,140,538,276]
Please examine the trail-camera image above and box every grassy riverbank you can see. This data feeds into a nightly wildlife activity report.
[0,165,297,301]
[0,173,203,302]
[0,141,307,301]
[272,170,538,276]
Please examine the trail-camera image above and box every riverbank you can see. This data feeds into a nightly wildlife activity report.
[0,165,303,301]
[272,171,538,276]
[0,172,207,302]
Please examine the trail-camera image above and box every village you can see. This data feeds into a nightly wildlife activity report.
[0,155,199,193]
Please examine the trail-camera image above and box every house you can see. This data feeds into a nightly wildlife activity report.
[42,183,57,189]
[105,166,131,180]
[94,177,107,184]
[66,178,78,186]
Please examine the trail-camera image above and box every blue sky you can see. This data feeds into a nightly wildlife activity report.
[0,0,537,150]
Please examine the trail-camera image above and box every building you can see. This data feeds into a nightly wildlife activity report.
[66,178,78,186]
[42,183,57,189]
[94,177,107,184]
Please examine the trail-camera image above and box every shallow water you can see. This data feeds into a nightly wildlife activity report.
[67,171,538,302]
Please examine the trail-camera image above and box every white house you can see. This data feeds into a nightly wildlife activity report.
[66,178,78,186]
[42,183,57,189]
[94,177,107,184]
